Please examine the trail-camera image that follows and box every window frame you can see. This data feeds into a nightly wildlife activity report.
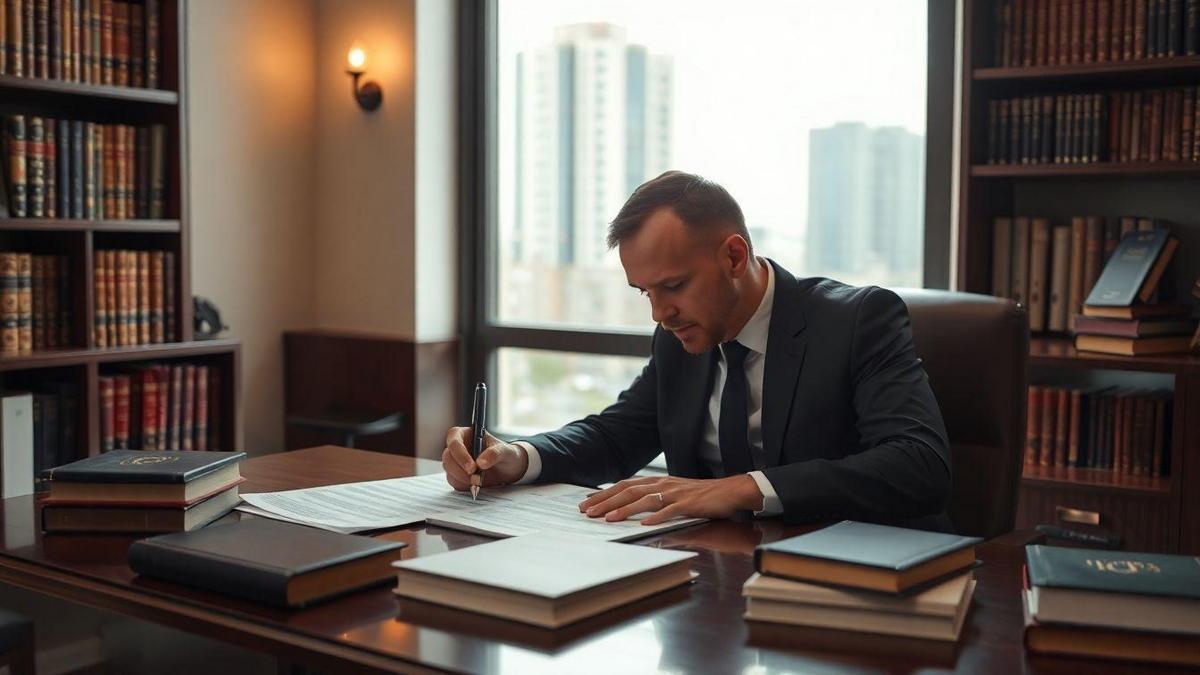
[458,0,958,424]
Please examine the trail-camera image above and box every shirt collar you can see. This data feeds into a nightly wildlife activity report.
[728,259,773,356]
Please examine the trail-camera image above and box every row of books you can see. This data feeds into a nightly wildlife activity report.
[100,362,221,454]
[993,0,1200,67]
[2,115,168,219]
[42,450,244,535]
[989,214,1171,334]
[985,86,1200,165]
[1023,545,1199,667]
[1025,385,1172,475]
[0,0,161,88]
[0,385,80,497]
[0,252,72,354]
[94,248,176,348]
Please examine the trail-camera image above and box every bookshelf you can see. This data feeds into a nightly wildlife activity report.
[0,1,241,473]
[958,0,1200,554]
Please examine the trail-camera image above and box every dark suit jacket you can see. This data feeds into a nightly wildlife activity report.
[523,261,953,531]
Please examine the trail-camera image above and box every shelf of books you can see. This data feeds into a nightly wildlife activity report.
[0,0,241,496]
[960,0,1200,554]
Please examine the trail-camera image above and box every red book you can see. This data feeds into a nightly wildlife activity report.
[169,364,182,449]
[181,364,195,451]
[128,1,142,87]
[101,0,113,84]
[194,365,208,452]
[1040,387,1058,466]
[156,365,168,450]
[1067,389,1082,466]
[1054,388,1070,466]
[112,0,127,86]
[114,373,130,449]
[1096,0,1111,61]
[1026,386,1044,466]
[1083,0,1097,61]
[142,367,158,451]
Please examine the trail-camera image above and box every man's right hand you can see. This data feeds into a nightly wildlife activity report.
[442,427,529,491]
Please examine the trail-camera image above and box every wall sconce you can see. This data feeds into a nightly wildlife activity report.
[346,42,382,112]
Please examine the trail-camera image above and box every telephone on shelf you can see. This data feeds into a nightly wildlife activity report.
[193,297,228,340]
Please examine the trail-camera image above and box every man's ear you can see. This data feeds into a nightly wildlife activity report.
[720,234,750,277]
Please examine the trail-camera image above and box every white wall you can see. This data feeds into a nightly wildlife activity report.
[188,0,318,455]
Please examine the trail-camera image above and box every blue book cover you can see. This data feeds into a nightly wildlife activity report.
[1026,544,1200,599]
[755,521,981,571]
[1084,229,1173,307]
[46,450,245,484]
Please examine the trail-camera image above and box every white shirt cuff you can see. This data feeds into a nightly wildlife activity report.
[513,441,541,484]
[749,470,782,516]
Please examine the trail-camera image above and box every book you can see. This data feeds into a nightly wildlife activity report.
[1084,228,1176,307]
[1075,333,1194,355]
[1025,544,1200,635]
[1,392,33,498]
[1022,589,1200,666]
[45,449,245,483]
[1081,302,1190,319]
[130,519,405,608]
[46,464,243,505]
[753,521,981,594]
[42,485,240,533]
[392,533,697,628]
[1073,315,1198,337]
[742,571,975,642]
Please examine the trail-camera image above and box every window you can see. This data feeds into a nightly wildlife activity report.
[466,1,939,436]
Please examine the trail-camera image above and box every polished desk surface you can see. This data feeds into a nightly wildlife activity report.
[0,446,1183,674]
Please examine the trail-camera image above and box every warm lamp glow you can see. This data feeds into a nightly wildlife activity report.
[347,44,367,73]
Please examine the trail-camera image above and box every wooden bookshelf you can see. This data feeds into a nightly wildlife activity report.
[0,1,241,465]
[958,0,1200,554]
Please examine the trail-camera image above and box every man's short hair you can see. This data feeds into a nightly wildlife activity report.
[606,170,751,253]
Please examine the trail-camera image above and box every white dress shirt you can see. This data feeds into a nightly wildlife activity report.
[516,260,782,515]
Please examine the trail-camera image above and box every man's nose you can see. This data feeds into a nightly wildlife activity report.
[650,295,677,325]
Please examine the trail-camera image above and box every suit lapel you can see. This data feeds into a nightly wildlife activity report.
[668,348,716,478]
[762,261,807,468]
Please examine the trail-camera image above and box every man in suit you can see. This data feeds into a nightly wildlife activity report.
[443,171,952,531]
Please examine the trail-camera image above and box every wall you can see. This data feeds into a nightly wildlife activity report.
[188,0,318,455]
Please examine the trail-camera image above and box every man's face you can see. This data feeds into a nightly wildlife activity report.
[619,207,742,354]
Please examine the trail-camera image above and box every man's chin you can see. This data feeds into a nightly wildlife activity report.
[669,326,715,354]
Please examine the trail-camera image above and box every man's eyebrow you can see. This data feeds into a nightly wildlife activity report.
[629,275,687,291]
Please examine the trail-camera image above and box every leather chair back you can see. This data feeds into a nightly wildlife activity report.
[895,289,1029,539]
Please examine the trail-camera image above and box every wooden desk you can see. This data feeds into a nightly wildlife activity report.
[0,447,1179,674]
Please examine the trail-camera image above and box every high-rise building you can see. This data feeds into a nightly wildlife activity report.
[805,122,924,285]
[514,23,673,268]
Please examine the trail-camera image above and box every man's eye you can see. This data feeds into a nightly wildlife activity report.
[665,281,684,291]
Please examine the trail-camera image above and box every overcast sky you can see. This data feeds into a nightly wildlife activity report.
[497,0,927,237]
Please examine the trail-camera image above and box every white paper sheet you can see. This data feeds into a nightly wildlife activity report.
[237,473,704,540]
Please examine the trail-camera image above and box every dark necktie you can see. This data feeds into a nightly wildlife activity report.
[719,340,754,476]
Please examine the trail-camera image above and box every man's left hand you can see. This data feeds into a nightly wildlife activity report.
[578,475,764,525]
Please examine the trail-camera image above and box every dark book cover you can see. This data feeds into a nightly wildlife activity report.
[34,0,47,77]
[70,120,83,218]
[754,521,981,572]
[1084,0,1097,60]
[135,126,148,217]
[1010,96,1022,162]
[100,0,113,84]
[90,0,102,83]
[998,99,1011,163]
[42,122,54,217]
[83,122,96,218]
[1026,385,1043,465]
[1098,0,1112,60]
[128,0,141,87]
[22,0,33,76]
[111,0,126,85]
[27,116,44,217]
[128,519,406,609]
[163,250,174,340]
[55,119,69,217]
[1062,0,1076,62]
[987,100,999,164]
[47,449,245,484]
[1026,544,1200,598]
[1084,228,1172,306]
[148,124,164,217]
[1040,95,1055,162]
[57,254,69,346]
[145,0,158,87]
[1188,0,1199,52]
[1036,0,1049,64]
[99,376,114,452]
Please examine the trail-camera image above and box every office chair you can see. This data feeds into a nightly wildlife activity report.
[896,289,1029,539]
[0,609,35,674]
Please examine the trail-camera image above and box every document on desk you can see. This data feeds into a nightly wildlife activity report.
[237,473,704,541]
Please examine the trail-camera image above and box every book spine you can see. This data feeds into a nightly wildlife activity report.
[142,367,156,450]
[102,249,115,346]
[155,364,167,450]
[149,123,165,218]
[168,364,180,448]
[44,255,57,349]
[70,119,83,218]
[99,0,110,83]
[1037,0,1050,64]
[43,117,55,218]
[102,124,115,217]
[1041,386,1057,465]
[1188,0,1200,53]
[194,365,208,452]
[113,124,125,218]
[181,364,194,451]
[7,115,27,217]
[111,0,124,84]
[17,253,31,352]
[27,116,44,217]
[127,0,139,86]
[1048,224,1071,332]
[57,253,69,345]
[0,253,18,354]
[135,125,148,217]
[68,0,78,78]
[89,0,99,82]
[1026,385,1044,465]
[207,369,220,451]
[1067,389,1083,465]
[94,249,106,348]
[150,250,163,343]
[31,255,44,351]
[144,0,155,87]
[1097,0,1112,59]
[163,250,173,340]
[1067,217,1086,326]
[1029,218,1051,333]
[49,0,60,78]
[137,249,148,344]
[123,123,133,216]
[113,373,129,448]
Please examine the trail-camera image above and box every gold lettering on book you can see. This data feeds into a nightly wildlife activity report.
[1086,559,1162,574]
[120,455,179,466]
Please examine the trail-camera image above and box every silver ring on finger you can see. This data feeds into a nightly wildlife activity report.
[652,492,665,506]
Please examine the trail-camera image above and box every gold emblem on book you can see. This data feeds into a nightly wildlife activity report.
[120,455,179,466]
[1086,559,1162,574]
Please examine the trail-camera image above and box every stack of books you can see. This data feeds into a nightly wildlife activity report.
[1022,544,1200,667]
[41,450,245,534]
[1076,228,1195,355]
[743,521,981,642]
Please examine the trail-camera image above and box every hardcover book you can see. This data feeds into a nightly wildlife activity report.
[46,449,245,484]
[130,519,406,609]
[1084,228,1176,307]
[754,521,981,594]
